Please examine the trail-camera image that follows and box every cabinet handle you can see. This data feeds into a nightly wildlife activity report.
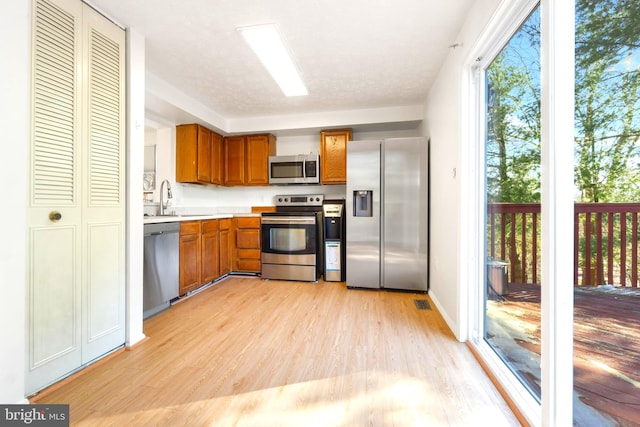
[49,211,62,222]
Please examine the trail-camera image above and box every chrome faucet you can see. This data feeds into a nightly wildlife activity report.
[159,179,173,215]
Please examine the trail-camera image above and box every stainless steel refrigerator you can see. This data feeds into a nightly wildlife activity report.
[346,137,428,291]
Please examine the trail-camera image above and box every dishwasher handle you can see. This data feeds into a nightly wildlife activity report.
[144,222,180,237]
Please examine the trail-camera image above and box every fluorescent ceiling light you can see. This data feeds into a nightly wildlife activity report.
[238,24,308,97]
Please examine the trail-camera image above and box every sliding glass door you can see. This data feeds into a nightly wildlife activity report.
[483,5,542,402]
[467,1,574,424]
[469,0,640,424]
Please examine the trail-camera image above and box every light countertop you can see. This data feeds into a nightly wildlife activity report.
[143,213,261,224]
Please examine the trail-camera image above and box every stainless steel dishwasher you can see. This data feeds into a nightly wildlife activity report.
[143,222,180,318]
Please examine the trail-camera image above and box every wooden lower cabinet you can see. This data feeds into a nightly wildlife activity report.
[179,221,201,295]
[233,216,261,273]
[201,219,220,284]
[179,216,259,295]
[180,218,230,295]
[219,218,232,276]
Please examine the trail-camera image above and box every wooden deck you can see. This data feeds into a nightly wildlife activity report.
[487,283,640,425]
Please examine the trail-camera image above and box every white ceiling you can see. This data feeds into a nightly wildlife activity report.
[88,0,472,134]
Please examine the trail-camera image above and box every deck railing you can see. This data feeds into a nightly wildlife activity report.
[486,203,640,287]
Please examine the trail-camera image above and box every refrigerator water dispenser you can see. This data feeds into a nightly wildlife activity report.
[353,190,373,217]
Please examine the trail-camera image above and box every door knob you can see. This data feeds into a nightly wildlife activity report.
[49,211,62,222]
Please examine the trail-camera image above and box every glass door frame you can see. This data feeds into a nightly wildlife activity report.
[460,0,575,425]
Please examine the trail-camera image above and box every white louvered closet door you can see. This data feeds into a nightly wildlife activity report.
[26,0,125,395]
[81,0,126,366]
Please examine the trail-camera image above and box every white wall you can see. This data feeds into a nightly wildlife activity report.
[423,0,502,340]
[126,28,146,348]
[0,1,29,404]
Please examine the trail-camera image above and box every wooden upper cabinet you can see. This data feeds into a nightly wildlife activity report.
[224,135,246,186]
[197,126,212,182]
[246,134,276,185]
[210,130,224,185]
[176,124,211,184]
[224,134,276,186]
[178,127,276,186]
[320,128,353,184]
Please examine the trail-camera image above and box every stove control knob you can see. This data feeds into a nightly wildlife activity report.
[278,197,283,202]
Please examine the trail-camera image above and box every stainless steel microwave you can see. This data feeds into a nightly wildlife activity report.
[268,154,320,185]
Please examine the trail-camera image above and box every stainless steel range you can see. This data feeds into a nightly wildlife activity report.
[261,194,324,281]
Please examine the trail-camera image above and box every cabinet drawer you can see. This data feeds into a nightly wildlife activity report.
[219,218,231,230]
[236,259,261,272]
[201,219,218,234]
[237,249,261,260]
[180,221,200,235]
[235,216,260,228]
[236,229,260,248]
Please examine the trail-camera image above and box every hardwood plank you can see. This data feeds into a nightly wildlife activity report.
[32,277,518,426]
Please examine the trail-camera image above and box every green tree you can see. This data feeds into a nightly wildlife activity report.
[575,0,640,202]
[486,1,640,203]
[485,9,541,282]
[486,10,541,203]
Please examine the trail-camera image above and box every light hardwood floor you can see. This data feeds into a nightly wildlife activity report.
[33,276,520,426]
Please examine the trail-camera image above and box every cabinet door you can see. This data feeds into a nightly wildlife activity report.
[237,229,260,249]
[197,125,211,182]
[176,124,212,184]
[180,234,200,294]
[320,129,352,184]
[210,131,224,185]
[179,222,201,294]
[246,134,275,185]
[176,124,198,183]
[219,227,231,276]
[224,136,246,186]
[235,216,260,228]
[236,257,262,273]
[201,220,219,284]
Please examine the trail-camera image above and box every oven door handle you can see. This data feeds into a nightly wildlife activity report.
[261,217,316,225]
